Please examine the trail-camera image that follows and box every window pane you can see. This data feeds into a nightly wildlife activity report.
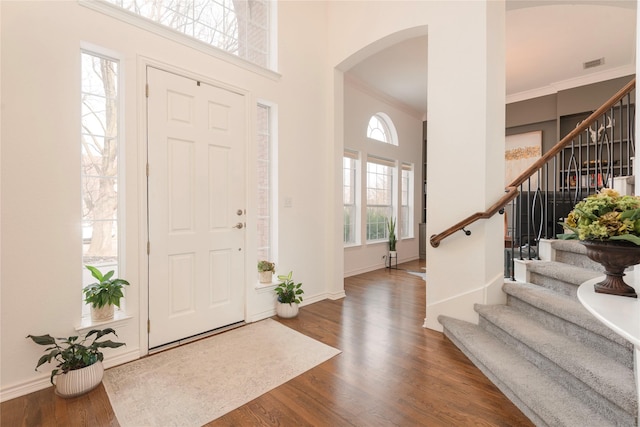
[81,51,121,315]
[400,167,413,238]
[106,0,271,68]
[366,160,393,242]
[343,156,357,245]
[257,104,271,260]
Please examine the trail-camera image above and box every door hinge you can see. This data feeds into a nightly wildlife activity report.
[147,241,150,254]
[147,319,151,333]
[146,163,149,177]
[145,84,149,98]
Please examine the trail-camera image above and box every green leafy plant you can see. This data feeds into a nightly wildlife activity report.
[257,260,276,272]
[83,265,130,309]
[559,188,640,245]
[26,328,125,384]
[274,271,304,305]
[387,216,397,251]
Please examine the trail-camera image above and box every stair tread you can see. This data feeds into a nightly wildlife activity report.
[503,281,633,348]
[528,261,602,285]
[439,315,618,427]
[474,303,637,412]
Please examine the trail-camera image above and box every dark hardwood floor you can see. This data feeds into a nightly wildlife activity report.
[2,260,533,426]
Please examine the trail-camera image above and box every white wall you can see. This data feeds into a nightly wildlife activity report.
[343,80,423,276]
[327,1,506,331]
[1,0,335,399]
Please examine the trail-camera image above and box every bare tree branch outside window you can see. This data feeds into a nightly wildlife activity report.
[105,0,268,68]
[81,53,119,264]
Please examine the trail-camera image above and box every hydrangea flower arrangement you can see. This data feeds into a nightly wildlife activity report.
[560,188,640,245]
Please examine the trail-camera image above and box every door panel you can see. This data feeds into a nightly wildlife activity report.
[147,67,246,348]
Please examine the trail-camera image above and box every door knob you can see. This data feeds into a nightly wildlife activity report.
[232,222,244,229]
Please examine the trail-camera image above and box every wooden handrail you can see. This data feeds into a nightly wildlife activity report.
[430,77,636,248]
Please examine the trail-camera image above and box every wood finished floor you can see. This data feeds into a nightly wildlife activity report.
[1,260,533,426]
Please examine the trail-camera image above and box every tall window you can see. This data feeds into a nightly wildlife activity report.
[256,103,272,261]
[366,157,394,241]
[103,0,271,68]
[367,113,398,146]
[81,51,121,309]
[400,163,414,238]
[343,150,359,245]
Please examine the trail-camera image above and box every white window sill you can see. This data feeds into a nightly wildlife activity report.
[76,310,133,334]
[255,280,278,293]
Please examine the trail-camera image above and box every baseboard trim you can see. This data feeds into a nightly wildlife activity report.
[0,348,141,403]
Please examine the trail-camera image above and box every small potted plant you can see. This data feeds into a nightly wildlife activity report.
[26,328,125,397]
[274,271,304,318]
[257,260,276,284]
[83,265,130,322]
[387,216,397,256]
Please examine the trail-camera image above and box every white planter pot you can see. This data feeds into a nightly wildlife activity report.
[276,301,299,318]
[54,361,104,398]
[91,304,114,322]
[259,271,273,284]
[389,250,397,257]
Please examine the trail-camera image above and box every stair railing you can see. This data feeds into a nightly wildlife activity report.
[430,78,636,258]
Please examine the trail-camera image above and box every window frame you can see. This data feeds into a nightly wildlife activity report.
[80,46,126,320]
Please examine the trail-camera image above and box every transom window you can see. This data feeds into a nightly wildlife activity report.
[367,113,398,146]
[102,0,271,69]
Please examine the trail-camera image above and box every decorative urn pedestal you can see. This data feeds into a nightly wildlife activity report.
[581,240,640,298]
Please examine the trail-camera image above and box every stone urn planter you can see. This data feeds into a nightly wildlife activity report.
[581,240,640,298]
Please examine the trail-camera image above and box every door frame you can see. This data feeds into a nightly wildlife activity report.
[136,56,252,355]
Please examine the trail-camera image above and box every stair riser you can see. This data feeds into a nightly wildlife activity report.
[478,316,637,425]
[507,295,634,369]
[555,250,605,272]
[529,272,578,297]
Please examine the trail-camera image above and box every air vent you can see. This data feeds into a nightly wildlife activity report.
[583,58,604,69]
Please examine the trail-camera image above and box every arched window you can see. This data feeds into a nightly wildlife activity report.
[367,113,398,145]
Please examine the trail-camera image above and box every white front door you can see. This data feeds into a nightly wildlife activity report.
[147,67,246,349]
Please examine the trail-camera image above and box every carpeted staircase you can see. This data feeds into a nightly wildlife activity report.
[439,240,638,426]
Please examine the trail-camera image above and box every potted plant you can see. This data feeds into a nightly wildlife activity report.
[274,271,304,318]
[26,328,125,397]
[559,188,640,297]
[387,216,397,256]
[83,265,130,322]
[257,260,276,284]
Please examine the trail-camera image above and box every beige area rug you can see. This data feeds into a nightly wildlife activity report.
[102,318,341,426]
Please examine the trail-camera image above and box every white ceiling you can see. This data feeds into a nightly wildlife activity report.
[345,1,637,117]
